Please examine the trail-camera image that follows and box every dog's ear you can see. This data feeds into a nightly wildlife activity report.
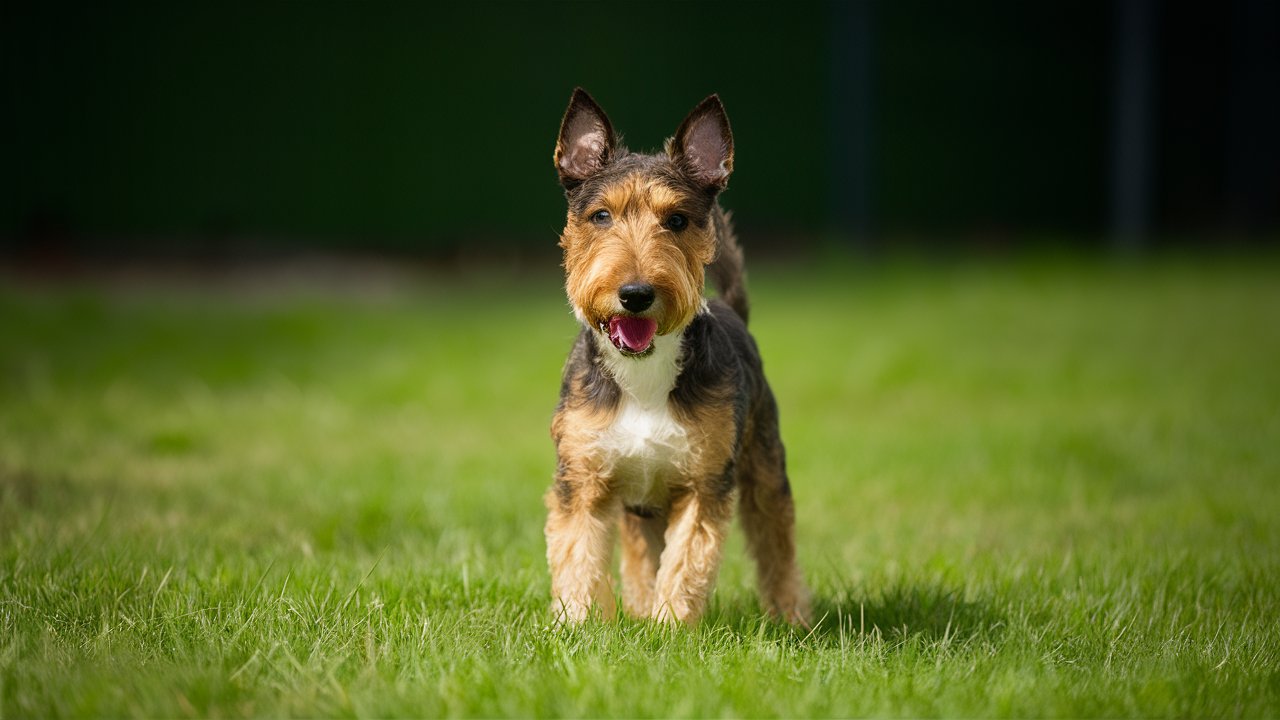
[554,88,616,189]
[670,94,734,192]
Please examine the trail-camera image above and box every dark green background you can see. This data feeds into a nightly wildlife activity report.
[3,2,1275,255]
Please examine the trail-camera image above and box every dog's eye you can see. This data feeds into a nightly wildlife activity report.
[589,209,612,226]
[664,213,688,231]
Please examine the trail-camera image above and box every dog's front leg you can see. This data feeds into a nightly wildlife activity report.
[651,489,732,625]
[544,480,618,625]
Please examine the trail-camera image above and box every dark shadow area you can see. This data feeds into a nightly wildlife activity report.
[810,584,1006,645]
[701,582,1006,648]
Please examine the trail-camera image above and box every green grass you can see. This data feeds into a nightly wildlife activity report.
[2,255,1279,717]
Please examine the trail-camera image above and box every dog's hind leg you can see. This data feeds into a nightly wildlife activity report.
[738,420,812,626]
[619,512,666,618]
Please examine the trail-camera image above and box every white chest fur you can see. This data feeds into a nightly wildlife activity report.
[591,331,692,505]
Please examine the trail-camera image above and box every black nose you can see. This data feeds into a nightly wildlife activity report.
[618,283,655,312]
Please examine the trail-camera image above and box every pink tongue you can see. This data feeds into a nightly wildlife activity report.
[609,316,658,352]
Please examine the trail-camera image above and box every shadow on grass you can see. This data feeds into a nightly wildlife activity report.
[817,583,1004,643]
[703,583,1006,648]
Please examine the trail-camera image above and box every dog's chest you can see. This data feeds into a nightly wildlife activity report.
[590,332,692,504]
[595,398,691,503]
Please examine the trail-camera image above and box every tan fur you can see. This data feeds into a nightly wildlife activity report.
[738,433,812,624]
[546,388,620,623]
[543,489,617,623]
[652,489,734,623]
[619,513,665,617]
[672,386,739,476]
[560,175,715,337]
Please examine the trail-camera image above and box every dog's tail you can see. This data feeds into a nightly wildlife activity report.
[708,207,750,323]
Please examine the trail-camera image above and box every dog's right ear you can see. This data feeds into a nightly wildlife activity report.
[554,88,616,189]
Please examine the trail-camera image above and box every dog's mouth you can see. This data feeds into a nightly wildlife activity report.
[600,316,658,356]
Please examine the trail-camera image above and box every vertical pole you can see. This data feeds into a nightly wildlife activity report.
[1110,0,1155,252]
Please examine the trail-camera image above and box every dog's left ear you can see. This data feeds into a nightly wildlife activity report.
[670,94,734,192]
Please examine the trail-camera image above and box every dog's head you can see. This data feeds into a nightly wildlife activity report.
[554,88,734,358]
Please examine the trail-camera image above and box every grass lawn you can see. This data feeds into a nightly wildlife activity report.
[2,255,1278,717]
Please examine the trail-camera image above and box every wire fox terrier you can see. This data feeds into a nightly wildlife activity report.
[545,88,810,626]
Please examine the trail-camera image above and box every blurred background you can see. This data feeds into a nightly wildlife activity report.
[3,0,1277,268]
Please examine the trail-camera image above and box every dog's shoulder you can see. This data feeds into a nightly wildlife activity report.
[557,325,620,415]
[673,299,761,410]
[682,299,762,371]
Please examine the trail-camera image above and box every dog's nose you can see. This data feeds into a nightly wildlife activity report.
[618,283,655,312]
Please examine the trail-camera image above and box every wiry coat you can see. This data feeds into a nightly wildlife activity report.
[544,89,809,626]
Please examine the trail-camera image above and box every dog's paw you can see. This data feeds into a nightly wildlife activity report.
[651,598,699,626]
[765,596,813,629]
[780,604,813,630]
[549,598,592,627]
[549,596,617,627]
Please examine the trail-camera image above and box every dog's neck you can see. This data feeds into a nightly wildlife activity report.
[596,330,684,410]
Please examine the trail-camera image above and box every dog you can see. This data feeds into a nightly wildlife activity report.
[545,88,810,626]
